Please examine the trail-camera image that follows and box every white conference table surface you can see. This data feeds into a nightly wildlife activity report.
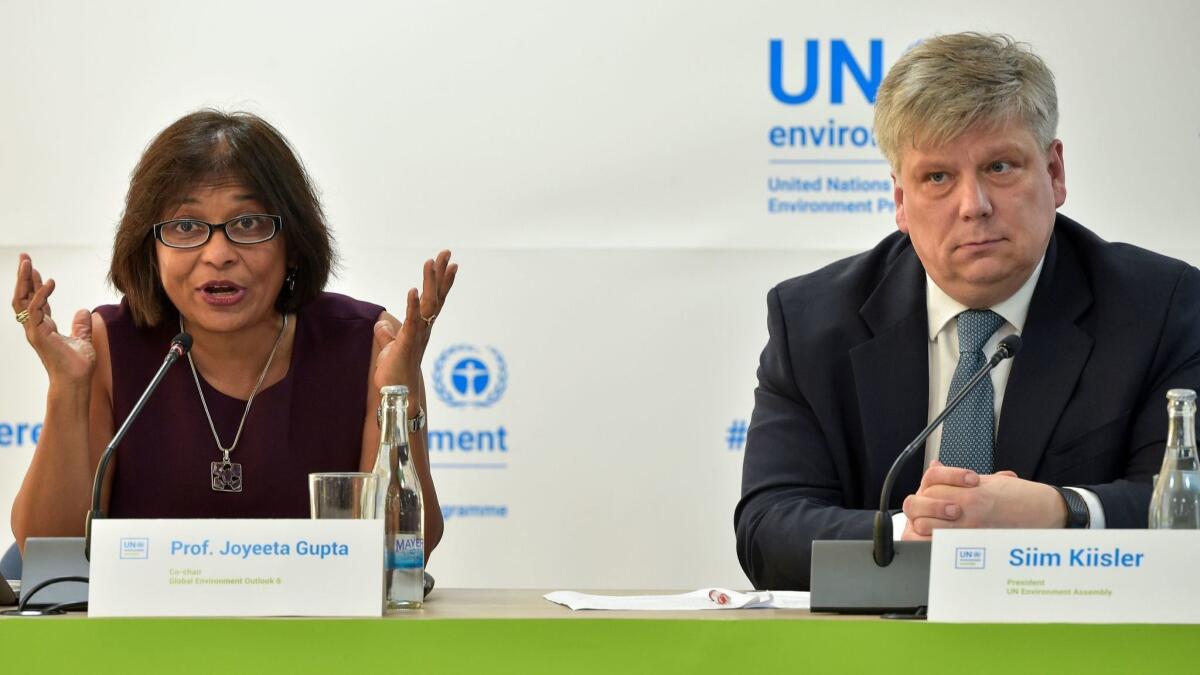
[358,588,838,620]
[0,588,839,620]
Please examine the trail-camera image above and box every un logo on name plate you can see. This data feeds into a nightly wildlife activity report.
[432,344,508,408]
[955,547,986,570]
[119,538,149,560]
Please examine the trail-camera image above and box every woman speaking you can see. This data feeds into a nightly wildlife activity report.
[9,110,454,557]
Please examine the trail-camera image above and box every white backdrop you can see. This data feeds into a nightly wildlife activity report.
[1,0,1197,589]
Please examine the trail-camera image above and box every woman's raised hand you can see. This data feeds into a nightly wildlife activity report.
[373,250,457,392]
[12,253,96,384]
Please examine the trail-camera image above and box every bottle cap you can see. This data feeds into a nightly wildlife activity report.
[1167,389,1197,402]
[380,385,410,397]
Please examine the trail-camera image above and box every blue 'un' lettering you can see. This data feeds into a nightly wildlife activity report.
[769,39,884,105]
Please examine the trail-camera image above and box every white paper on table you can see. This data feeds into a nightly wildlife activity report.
[544,588,810,611]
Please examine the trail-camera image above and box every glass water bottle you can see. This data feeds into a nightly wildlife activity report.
[1149,389,1200,529]
[374,385,425,608]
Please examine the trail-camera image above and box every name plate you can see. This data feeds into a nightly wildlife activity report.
[929,529,1200,623]
[89,519,383,617]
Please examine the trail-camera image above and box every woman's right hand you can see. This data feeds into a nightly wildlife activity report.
[12,253,96,384]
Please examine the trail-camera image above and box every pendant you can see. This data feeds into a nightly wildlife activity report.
[211,460,243,492]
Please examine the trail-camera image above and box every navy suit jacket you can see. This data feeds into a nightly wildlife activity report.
[735,214,1200,591]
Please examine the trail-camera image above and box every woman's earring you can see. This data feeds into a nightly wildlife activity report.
[285,269,297,293]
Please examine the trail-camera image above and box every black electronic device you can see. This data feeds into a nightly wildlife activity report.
[0,571,16,606]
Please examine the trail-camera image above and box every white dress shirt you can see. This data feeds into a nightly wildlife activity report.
[892,258,1105,538]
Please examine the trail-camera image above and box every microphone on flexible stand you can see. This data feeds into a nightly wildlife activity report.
[874,334,1022,566]
[84,332,191,561]
[810,334,1022,614]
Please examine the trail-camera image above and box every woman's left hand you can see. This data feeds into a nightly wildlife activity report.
[373,250,457,392]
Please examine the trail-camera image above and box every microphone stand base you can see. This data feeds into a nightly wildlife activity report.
[881,606,927,620]
[810,540,930,614]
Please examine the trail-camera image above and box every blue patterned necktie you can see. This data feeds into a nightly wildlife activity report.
[939,309,1005,475]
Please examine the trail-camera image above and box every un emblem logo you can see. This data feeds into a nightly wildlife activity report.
[432,344,508,408]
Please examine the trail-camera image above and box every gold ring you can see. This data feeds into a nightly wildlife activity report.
[15,309,30,324]
[421,313,437,325]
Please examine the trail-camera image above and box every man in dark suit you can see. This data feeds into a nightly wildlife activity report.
[735,33,1200,591]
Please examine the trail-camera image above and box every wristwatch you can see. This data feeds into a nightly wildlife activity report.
[1053,486,1090,529]
[407,407,426,433]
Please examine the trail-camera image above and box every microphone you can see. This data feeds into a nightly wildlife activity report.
[84,332,192,560]
[873,334,1022,566]
[809,333,1022,614]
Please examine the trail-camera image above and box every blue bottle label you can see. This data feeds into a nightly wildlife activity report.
[386,536,424,570]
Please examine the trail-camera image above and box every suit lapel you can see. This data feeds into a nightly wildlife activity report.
[850,248,929,508]
[994,227,1094,478]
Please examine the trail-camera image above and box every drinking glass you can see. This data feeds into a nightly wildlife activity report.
[308,472,378,519]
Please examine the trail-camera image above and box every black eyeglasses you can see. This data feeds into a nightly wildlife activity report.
[151,214,283,249]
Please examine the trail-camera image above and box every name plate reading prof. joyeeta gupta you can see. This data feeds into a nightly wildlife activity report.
[89,519,383,617]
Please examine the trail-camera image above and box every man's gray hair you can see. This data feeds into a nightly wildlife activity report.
[874,32,1058,171]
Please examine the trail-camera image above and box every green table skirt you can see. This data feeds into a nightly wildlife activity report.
[3,618,1196,674]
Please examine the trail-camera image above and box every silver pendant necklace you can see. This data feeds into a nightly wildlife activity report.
[180,313,289,493]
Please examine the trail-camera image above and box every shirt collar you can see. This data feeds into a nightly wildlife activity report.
[925,256,1045,341]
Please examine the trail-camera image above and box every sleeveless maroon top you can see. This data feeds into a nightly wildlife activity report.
[95,292,383,518]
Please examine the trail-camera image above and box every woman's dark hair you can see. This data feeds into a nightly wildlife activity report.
[109,109,335,326]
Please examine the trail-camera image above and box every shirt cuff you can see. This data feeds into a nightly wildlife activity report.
[1065,487,1106,529]
[891,510,907,542]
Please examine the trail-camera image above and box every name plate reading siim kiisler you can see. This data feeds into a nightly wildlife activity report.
[89,519,383,617]
[928,529,1200,623]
